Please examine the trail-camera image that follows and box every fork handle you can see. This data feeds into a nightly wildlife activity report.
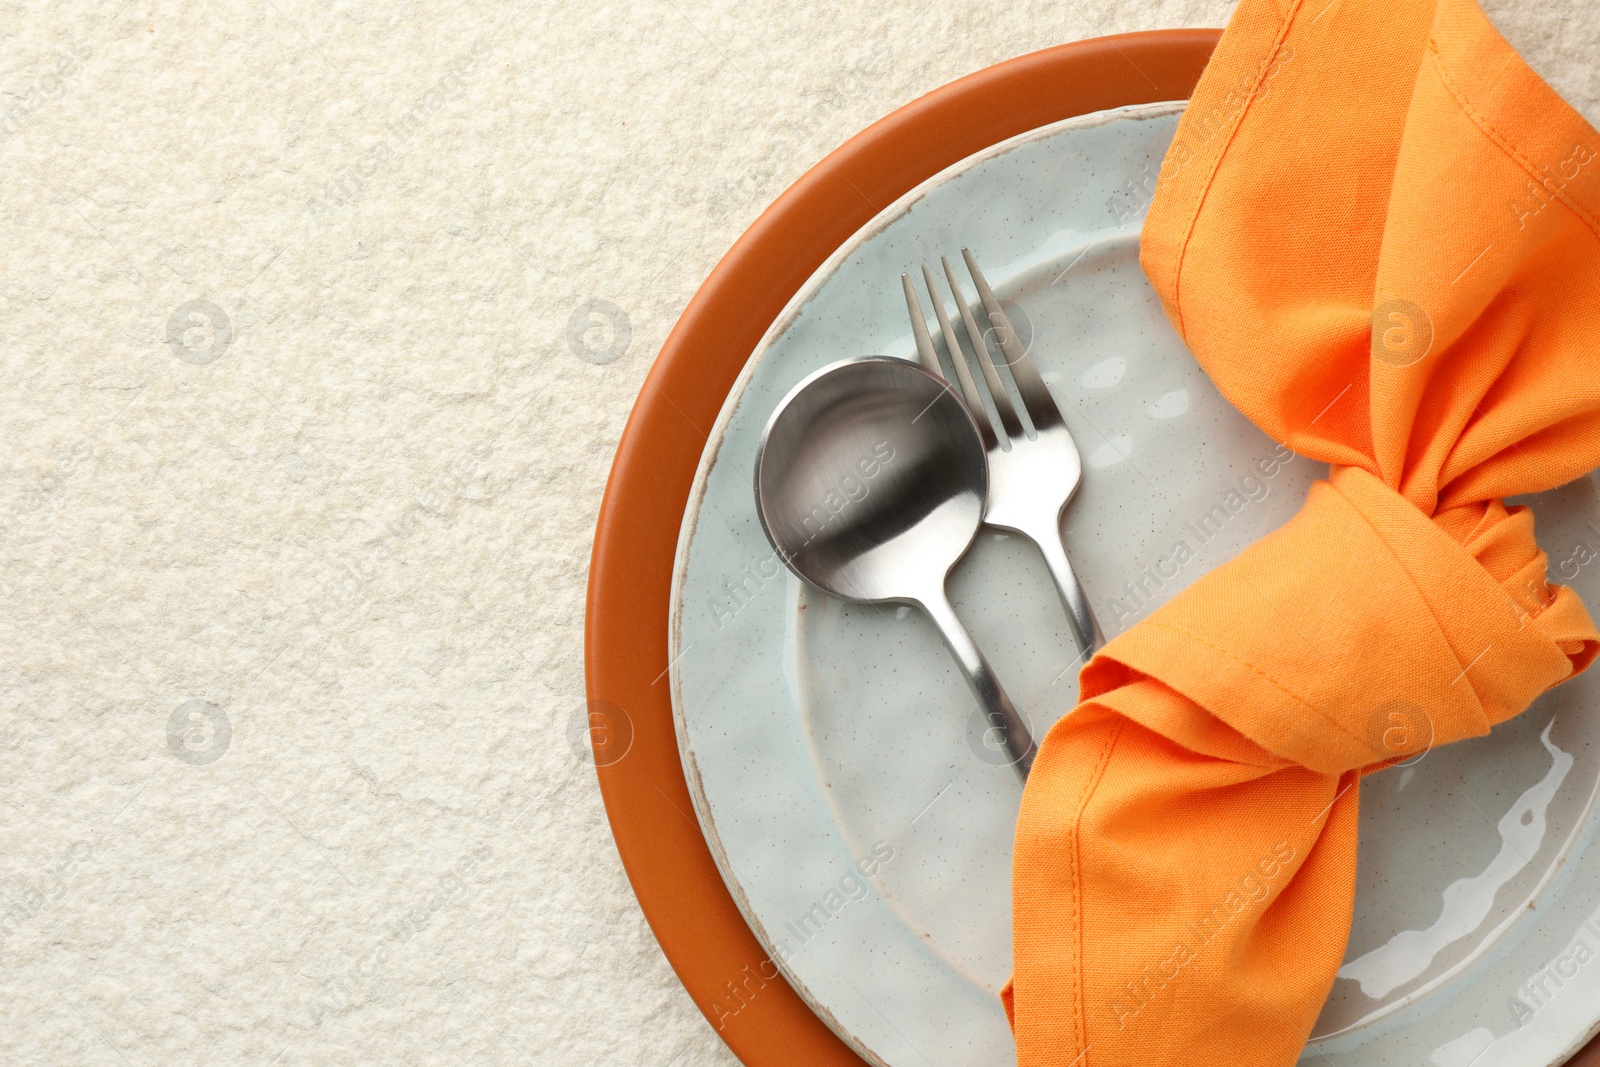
[1027,519,1104,666]
[917,586,1036,780]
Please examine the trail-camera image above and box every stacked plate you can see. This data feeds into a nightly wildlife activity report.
[590,34,1600,1067]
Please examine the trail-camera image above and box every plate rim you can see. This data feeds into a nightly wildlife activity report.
[583,30,1223,1066]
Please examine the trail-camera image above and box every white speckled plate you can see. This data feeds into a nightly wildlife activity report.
[669,102,1600,1067]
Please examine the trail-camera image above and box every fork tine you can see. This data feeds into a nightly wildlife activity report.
[942,256,1025,442]
[918,265,997,453]
[961,248,1064,432]
[901,273,944,377]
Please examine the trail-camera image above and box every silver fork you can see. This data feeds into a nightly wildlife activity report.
[902,249,1104,665]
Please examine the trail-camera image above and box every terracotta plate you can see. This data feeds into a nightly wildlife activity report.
[585,27,1600,1067]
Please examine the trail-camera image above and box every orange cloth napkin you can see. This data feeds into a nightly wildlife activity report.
[1006,0,1600,1063]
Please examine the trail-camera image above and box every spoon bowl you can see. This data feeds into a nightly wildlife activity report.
[755,357,986,604]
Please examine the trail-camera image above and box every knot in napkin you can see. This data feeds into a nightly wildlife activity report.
[1101,465,1597,778]
[1007,0,1600,1063]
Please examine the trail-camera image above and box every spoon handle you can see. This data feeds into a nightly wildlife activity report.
[918,588,1037,779]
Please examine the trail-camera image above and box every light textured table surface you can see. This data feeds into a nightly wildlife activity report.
[1,1,1594,1064]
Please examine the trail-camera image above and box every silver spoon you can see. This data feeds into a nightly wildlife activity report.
[754,356,1036,777]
